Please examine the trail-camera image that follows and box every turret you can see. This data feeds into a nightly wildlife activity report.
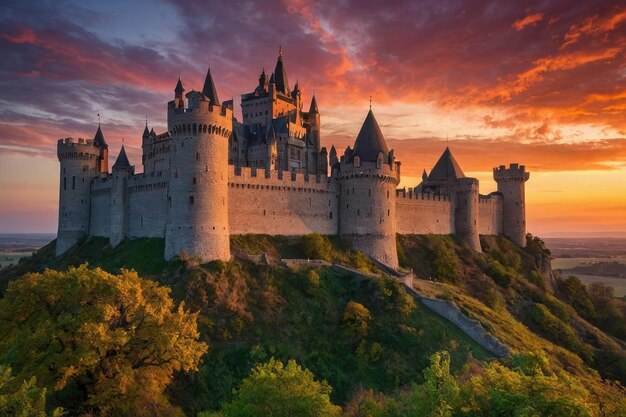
[56,125,108,255]
[110,145,134,246]
[165,68,233,261]
[451,178,481,252]
[273,46,290,95]
[174,76,185,109]
[338,110,400,269]
[308,95,320,151]
[494,164,530,247]
[141,123,151,169]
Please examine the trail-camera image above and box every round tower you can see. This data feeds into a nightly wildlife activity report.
[164,70,233,261]
[494,163,530,247]
[56,126,108,255]
[110,145,134,247]
[339,110,400,269]
[451,177,481,251]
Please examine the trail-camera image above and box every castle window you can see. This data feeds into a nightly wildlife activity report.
[175,170,178,178]
[64,177,66,190]
[193,177,197,185]
[189,195,194,205]
[357,209,360,216]
[388,209,390,216]
[387,190,389,199]
[72,176,75,190]
[329,211,333,219]
[196,152,199,161]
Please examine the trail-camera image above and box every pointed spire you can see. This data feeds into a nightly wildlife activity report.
[202,66,220,105]
[330,145,337,157]
[149,127,156,138]
[428,147,466,181]
[273,46,290,94]
[174,76,184,94]
[350,110,389,162]
[259,67,267,87]
[113,145,131,169]
[269,72,275,84]
[422,169,428,181]
[278,44,283,60]
[309,95,319,113]
[142,116,150,137]
[93,125,108,148]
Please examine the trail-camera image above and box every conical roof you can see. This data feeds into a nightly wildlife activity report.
[309,95,319,113]
[273,47,290,94]
[202,67,220,105]
[93,125,108,148]
[329,144,337,156]
[428,147,465,181]
[350,110,389,162]
[174,77,184,94]
[113,145,131,168]
[142,124,150,137]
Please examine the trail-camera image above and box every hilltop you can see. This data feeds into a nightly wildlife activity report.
[0,234,624,416]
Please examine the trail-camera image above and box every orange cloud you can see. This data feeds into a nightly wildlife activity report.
[513,13,545,30]
[562,7,626,48]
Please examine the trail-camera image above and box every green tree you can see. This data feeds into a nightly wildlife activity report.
[213,358,341,417]
[0,265,207,416]
[342,301,372,338]
[300,233,333,262]
[0,365,62,417]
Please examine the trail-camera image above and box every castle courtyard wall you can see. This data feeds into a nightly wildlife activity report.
[395,190,454,234]
[228,166,338,235]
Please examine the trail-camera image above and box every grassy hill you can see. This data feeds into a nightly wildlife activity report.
[0,233,624,416]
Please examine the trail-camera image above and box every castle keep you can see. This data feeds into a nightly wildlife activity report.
[56,49,529,269]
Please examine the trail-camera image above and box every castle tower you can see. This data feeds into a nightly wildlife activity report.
[339,110,400,269]
[110,145,134,247]
[451,178,481,252]
[164,69,233,261]
[494,163,530,247]
[56,125,108,255]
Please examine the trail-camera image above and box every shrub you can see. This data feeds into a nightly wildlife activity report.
[430,238,460,283]
[300,233,333,262]
[211,358,341,417]
[343,301,372,337]
[485,258,517,288]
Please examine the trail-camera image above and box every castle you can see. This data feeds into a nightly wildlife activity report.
[56,49,529,269]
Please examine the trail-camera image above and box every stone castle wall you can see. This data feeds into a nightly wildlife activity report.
[127,174,168,238]
[228,166,338,235]
[395,190,454,234]
[478,193,503,235]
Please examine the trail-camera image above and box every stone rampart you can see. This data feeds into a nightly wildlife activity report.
[395,189,454,234]
[228,166,338,235]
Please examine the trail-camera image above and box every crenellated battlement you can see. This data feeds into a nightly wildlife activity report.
[57,138,101,160]
[493,163,530,181]
[478,192,502,204]
[228,165,335,192]
[395,188,451,202]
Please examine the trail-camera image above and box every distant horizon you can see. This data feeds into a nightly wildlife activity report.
[2,232,626,240]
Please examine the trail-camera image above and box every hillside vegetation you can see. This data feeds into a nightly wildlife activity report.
[0,234,624,416]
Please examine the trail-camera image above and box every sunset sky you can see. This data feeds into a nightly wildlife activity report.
[0,0,625,236]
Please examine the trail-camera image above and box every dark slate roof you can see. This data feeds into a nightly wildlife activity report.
[113,145,131,168]
[142,124,150,137]
[428,147,465,181]
[273,48,290,95]
[93,125,108,148]
[309,95,319,113]
[174,77,184,93]
[202,67,220,105]
[269,72,275,84]
[329,144,337,156]
[350,110,389,162]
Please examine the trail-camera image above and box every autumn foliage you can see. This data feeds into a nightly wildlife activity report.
[0,265,207,416]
